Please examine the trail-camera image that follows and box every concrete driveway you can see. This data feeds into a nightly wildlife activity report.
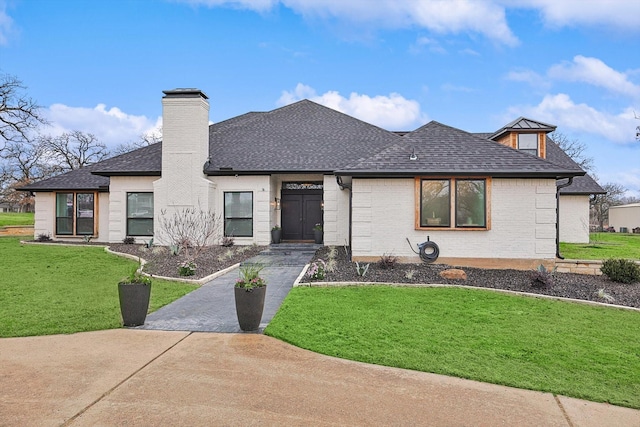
[1,330,638,426]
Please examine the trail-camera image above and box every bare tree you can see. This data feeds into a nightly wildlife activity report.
[157,205,222,258]
[0,73,48,152]
[549,131,594,173]
[590,181,628,230]
[38,130,109,173]
[111,127,162,157]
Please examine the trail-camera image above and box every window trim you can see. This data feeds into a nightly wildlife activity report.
[415,177,491,231]
[54,191,98,237]
[224,191,254,237]
[517,133,539,156]
[126,192,154,237]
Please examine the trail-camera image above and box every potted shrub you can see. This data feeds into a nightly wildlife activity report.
[313,223,323,244]
[118,262,152,327]
[271,225,282,244]
[234,264,267,331]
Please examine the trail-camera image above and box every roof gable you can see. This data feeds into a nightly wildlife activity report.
[491,117,556,140]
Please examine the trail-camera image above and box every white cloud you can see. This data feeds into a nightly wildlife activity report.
[506,93,639,144]
[278,83,428,130]
[43,103,161,149]
[182,0,519,46]
[410,37,447,54]
[0,0,15,46]
[505,69,550,90]
[508,0,640,31]
[548,56,640,99]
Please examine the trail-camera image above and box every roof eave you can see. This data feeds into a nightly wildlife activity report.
[91,171,161,177]
[335,169,586,178]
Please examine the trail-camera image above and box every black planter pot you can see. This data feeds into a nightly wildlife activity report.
[314,230,323,244]
[271,229,281,244]
[234,286,266,331]
[118,282,151,327]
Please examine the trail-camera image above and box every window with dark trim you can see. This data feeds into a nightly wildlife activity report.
[224,191,253,237]
[418,178,489,230]
[126,192,154,236]
[55,192,96,236]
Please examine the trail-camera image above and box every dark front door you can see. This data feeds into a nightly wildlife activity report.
[281,190,322,241]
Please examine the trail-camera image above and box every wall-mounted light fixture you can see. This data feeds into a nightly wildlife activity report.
[275,197,281,210]
[320,200,324,210]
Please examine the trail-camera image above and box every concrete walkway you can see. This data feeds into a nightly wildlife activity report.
[1,330,638,426]
[141,244,318,332]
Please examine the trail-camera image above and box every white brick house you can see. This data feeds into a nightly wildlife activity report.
[22,89,603,269]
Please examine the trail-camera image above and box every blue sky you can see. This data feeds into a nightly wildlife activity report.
[1,0,639,195]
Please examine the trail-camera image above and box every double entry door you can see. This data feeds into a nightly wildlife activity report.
[280,189,322,241]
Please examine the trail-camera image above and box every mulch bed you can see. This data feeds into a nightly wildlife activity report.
[302,247,640,309]
[108,244,266,280]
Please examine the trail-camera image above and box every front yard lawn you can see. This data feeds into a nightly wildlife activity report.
[265,286,640,409]
[0,237,197,337]
[560,233,640,260]
[0,212,34,227]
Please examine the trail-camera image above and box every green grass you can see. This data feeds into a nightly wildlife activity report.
[0,212,34,227]
[561,233,640,260]
[0,237,197,337]
[265,286,640,409]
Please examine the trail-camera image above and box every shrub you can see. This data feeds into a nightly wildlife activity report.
[355,262,369,277]
[378,253,398,269]
[531,264,555,287]
[601,258,640,284]
[235,264,266,290]
[306,259,326,280]
[178,260,197,277]
[221,236,235,247]
[36,233,51,242]
[122,236,135,244]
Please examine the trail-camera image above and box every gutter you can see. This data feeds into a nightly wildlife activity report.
[336,176,353,261]
[556,177,574,259]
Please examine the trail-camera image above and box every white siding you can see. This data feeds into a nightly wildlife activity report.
[351,177,557,262]
[323,175,350,246]
[32,192,54,239]
[109,176,157,243]
[559,195,589,243]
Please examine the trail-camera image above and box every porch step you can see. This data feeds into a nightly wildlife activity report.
[240,243,321,267]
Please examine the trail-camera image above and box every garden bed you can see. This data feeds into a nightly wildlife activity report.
[303,247,640,309]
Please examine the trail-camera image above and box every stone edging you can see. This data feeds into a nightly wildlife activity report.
[298,279,640,312]
[556,259,640,276]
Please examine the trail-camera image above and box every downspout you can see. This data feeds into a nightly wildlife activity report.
[556,177,574,259]
[336,176,353,261]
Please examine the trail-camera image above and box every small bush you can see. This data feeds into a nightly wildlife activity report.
[221,236,235,247]
[378,253,398,269]
[531,264,555,287]
[178,260,197,277]
[306,259,326,280]
[355,262,370,277]
[122,236,135,244]
[601,258,640,284]
[36,233,52,242]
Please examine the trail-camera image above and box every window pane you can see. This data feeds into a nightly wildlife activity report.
[127,193,154,236]
[456,180,486,227]
[224,218,253,237]
[224,192,253,236]
[76,193,94,235]
[56,193,73,235]
[518,134,538,150]
[128,219,154,236]
[420,180,450,227]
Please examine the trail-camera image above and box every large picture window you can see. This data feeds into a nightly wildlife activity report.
[224,192,253,237]
[418,178,489,230]
[55,192,96,236]
[127,193,154,236]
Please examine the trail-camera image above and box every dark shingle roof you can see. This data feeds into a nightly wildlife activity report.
[338,121,585,177]
[90,143,161,176]
[19,163,109,191]
[18,143,162,192]
[545,139,605,194]
[204,100,400,174]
